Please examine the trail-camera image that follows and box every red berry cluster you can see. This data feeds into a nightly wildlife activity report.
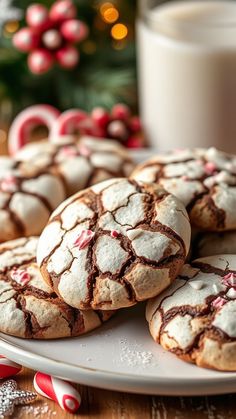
[13,1,88,74]
[91,104,144,148]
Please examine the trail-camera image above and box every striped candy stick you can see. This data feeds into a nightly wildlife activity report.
[8,105,60,156]
[33,372,81,413]
[0,355,22,379]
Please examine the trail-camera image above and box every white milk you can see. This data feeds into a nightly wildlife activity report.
[137,1,236,152]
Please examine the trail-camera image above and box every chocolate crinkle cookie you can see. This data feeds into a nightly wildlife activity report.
[15,136,135,196]
[146,255,236,371]
[131,147,236,231]
[0,159,66,243]
[37,178,191,310]
[0,237,113,339]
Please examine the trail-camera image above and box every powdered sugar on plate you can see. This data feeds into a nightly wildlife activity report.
[116,338,157,369]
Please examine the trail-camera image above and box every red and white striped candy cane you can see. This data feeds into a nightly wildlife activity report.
[49,109,103,140]
[8,105,60,156]
[0,355,22,379]
[34,372,81,413]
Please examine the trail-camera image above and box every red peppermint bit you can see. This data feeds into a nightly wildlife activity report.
[59,146,77,158]
[110,230,119,238]
[1,175,18,193]
[79,145,91,157]
[73,230,95,250]
[181,175,188,181]
[212,296,227,308]
[222,273,236,287]
[204,162,217,175]
[11,268,31,286]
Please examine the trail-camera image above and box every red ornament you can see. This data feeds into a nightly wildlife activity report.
[91,107,110,129]
[42,29,62,49]
[90,103,145,148]
[130,116,142,133]
[126,135,143,149]
[26,4,49,30]
[13,27,39,52]
[111,103,131,121]
[49,0,77,23]
[61,19,88,42]
[55,45,79,68]
[107,120,129,141]
[28,49,54,74]
[13,1,88,74]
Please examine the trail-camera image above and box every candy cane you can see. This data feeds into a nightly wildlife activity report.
[49,109,103,140]
[0,356,22,379]
[8,105,60,156]
[33,372,81,413]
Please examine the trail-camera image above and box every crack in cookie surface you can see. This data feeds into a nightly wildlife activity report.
[0,237,114,339]
[146,254,236,371]
[37,178,191,310]
[131,147,236,231]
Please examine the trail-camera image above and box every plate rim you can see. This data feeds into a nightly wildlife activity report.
[1,333,236,396]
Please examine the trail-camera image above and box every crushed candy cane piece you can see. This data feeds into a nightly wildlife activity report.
[204,162,217,175]
[222,273,236,287]
[1,175,18,193]
[212,296,227,308]
[11,268,31,286]
[79,145,91,157]
[59,146,77,157]
[73,230,95,250]
[110,230,119,238]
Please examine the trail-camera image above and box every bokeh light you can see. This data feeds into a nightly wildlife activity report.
[111,23,128,40]
[100,2,114,15]
[4,21,19,34]
[103,7,119,23]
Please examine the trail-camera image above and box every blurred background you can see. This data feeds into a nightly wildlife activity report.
[0,0,137,151]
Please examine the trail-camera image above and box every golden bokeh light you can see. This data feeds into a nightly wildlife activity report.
[4,21,19,34]
[111,23,128,40]
[100,2,114,15]
[103,7,119,23]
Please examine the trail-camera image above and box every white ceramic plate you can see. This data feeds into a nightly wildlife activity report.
[0,304,236,396]
[1,149,236,396]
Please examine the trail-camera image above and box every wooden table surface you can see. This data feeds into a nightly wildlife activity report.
[5,366,234,418]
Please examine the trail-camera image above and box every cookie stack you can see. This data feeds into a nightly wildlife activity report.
[1,143,236,372]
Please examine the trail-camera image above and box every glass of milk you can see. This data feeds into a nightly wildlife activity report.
[137,0,236,152]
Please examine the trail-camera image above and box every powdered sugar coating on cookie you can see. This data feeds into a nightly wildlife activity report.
[0,164,66,243]
[146,254,236,371]
[0,237,113,339]
[131,147,236,231]
[37,178,191,310]
[15,136,134,196]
